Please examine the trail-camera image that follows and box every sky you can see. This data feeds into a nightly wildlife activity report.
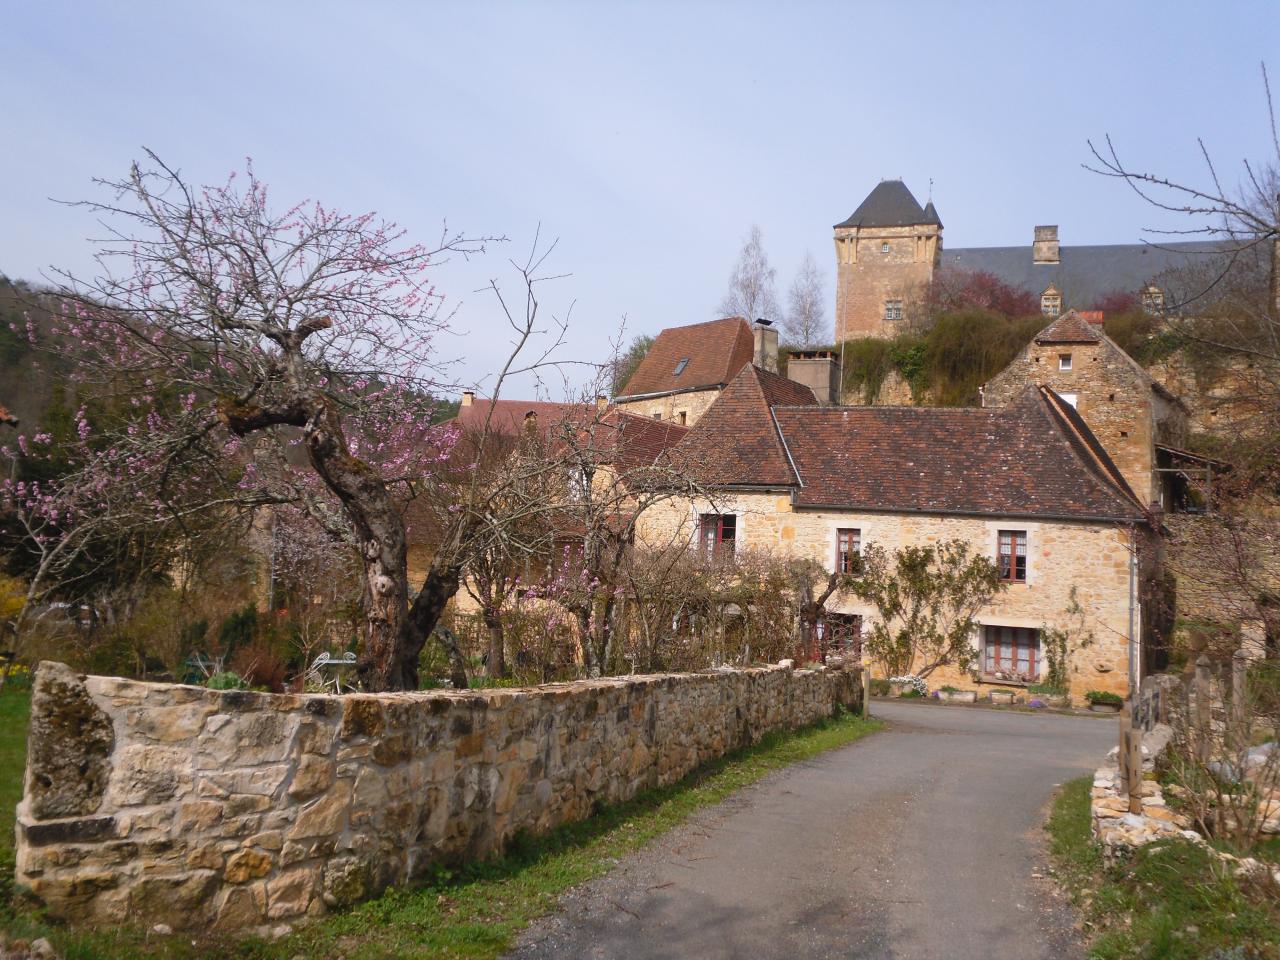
[2,1,1277,398]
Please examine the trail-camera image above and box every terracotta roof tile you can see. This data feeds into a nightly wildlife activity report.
[452,398,593,437]
[671,364,817,486]
[618,317,755,398]
[1034,310,1104,344]
[769,388,1143,521]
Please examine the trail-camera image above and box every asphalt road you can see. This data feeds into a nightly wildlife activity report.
[506,700,1115,960]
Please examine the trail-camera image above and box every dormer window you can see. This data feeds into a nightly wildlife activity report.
[673,358,689,377]
[1041,292,1061,317]
[1141,286,1164,313]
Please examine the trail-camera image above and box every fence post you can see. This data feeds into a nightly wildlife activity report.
[1232,648,1248,752]
[862,667,871,719]
[1119,698,1141,813]
[1195,654,1212,764]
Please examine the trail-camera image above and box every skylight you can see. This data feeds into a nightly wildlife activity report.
[673,358,689,377]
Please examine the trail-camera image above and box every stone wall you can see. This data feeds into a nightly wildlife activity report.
[15,660,860,932]
[833,223,940,340]
[638,492,1138,700]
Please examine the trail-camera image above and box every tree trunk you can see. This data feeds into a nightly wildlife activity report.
[484,606,507,678]
[399,557,468,690]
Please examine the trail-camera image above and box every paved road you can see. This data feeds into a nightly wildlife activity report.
[506,700,1114,960]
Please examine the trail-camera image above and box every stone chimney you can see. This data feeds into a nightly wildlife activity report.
[461,390,475,407]
[1033,225,1060,264]
[786,351,841,405]
[595,394,608,413]
[752,318,779,373]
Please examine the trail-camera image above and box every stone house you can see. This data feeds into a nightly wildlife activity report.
[982,309,1195,511]
[833,179,1229,341]
[639,362,1157,700]
[614,315,780,426]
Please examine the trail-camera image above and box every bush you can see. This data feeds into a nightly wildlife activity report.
[869,678,891,696]
[207,671,244,690]
[1086,689,1123,704]
[229,642,288,692]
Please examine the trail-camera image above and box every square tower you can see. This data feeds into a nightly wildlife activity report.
[833,180,942,340]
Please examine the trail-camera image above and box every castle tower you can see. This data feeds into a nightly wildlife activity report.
[833,180,942,340]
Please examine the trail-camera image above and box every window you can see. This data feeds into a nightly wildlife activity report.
[678,411,687,425]
[983,626,1040,682]
[880,242,890,253]
[883,299,904,321]
[1041,294,1061,317]
[1059,392,1078,408]
[997,530,1027,582]
[1141,286,1164,313]
[835,528,861,573]
[698,513,736,559]
[1058,353,1072,371]
[673,358,689,377]
[652,412,662,420]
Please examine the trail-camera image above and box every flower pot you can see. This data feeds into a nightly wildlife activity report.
[989,690,1016,706]
[1088,700,1122,714]
[890,682,910,697]
[1043,694,1070,709]
[939,689,977,703]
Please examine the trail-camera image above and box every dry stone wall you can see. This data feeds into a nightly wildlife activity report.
[15,660,859,932]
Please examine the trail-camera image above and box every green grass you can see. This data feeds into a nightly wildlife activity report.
[1047,776,1280,960]
[1,694,879,959]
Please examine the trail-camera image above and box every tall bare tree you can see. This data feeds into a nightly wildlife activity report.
[782,252,828,347]
[719,224,780,322]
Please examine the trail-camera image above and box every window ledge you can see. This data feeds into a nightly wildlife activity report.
[975,675,1034,688]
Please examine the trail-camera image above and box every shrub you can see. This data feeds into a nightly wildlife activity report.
[1086,690,1123,704]
[229,642,288,692]
[207,671,245,690]
[869,678,891,696]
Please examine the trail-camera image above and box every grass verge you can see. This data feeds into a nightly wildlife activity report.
[1047,776,1280,960]
[2,697,879,959]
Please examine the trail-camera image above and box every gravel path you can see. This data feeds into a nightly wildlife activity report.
[506,700,1114,960]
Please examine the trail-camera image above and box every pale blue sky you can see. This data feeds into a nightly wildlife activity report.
[1,1,1276,396]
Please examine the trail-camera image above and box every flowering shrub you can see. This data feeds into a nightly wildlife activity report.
[888,674,928,696]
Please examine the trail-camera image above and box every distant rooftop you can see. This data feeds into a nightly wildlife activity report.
[835,180,934,229]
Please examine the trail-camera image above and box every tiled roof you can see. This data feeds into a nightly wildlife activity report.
[670,364,818,487]
[1034,310,1104,344]
[452,398,594,437]
[618,317,755,399]
[769,388,1144,521]
[586,409,690,473]
[835,180,930,229]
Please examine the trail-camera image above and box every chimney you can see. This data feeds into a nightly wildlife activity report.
[1033,225,1059,264]
[595,394,608,413]
[752,318,779,373]
[523,410,538,432]
[786,350,841,406]
[461,390,475,407]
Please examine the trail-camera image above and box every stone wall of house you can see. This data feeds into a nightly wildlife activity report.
[638,492,1137,700]
[833,223,940,341]
[15,659,859,933]
[613,387,721,427]
[984,336,1189,508]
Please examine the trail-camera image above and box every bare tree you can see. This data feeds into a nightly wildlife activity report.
[719,224,780,322]
[782,252,828,347]
[34,153,580,691]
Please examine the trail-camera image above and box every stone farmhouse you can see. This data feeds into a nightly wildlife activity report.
[634,355,1154,701]
[834,178,1227,339]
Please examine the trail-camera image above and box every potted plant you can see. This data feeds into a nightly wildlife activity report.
[989,689,1016,706]
[937,684,977,704]
[1028,682,1070,709]
[1085,690,1124,713]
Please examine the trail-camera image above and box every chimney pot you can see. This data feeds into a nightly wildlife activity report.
[461,390,475,407]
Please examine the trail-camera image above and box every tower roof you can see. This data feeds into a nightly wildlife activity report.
[922,200,942,227]
[835,180,930,228]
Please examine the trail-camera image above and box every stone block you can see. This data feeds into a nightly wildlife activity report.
[224,848,273,884]
[26,662,115,820]
[266,866,317,919]
[288,754,335,801]
[287,780,352,840]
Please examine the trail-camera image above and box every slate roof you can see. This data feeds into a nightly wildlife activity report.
[941,240,1230,308]
[618,317,756,399]
[670,364,818,487]
[922,200,942,227]
[1034,310,1104,344]
[768,388,1144,521]
[835,180,931,229]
